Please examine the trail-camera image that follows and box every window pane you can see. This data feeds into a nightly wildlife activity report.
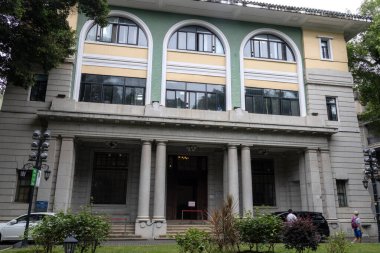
[197,92,207,110]
[125,87,133,105]
[281,99,291,115]
[286,46,294,61]
[215,38,224,54]
[269,42,278,59]
[255,34,268,40]
[282,90,298,99]
[177,91,186,108]
[187,32,196,50]
[203,34,212,52]
[271,98,280,115]
[290,100,300,116]
[259,41,268,58]
[254,40,260,57]
[188,92,196,109]
[167,81,186,90]
[166,90,176,108]
[138,28,148,46]
[127,26,138,44]
[178,32,187,50]
[263,98,271,114]
[118,26,128,43]
[187,83,206,92]
[90,84,102,102]
[103,85,113,104]
[82,84,92,101]
[252,159,275,206]
[246,96,253,113]
[168,33,177,49]
[253,96,264,113]
[103,76,124,85]
[264,89,280,97]
[207,93,217,111]
[87,25,97,41]
[113,86,123,104]
[244,42,251,57]
[135,88,145,105]
[100,24,112,42]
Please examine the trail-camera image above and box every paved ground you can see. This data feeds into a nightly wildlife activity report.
[0,244,12,251]
[103,239,176,246]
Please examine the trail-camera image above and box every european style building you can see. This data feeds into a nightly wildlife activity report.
[0,0,377,239]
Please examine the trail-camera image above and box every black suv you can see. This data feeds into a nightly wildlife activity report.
[273,211,330,239]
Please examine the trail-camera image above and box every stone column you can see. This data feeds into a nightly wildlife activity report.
[223,149,228,201]
[304,149,323,213]
[228,144,240,215]
[241,145,253,214]
[53,137,75,212]
[298,152,309,211]
[136,140,152,221]
[153,141,166,220]
[320,149,338,220]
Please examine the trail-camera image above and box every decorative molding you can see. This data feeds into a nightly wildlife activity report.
[239,28,306,116]
[161,19,231,110]
[306,69,353,87]
[244,69,298,83]
[83,54,148,71]
[167,61,226,77]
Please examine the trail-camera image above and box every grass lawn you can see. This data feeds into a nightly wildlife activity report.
[3,243,380,253]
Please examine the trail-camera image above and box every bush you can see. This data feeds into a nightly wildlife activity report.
[326,231,350,253]
[31,209,110,253]
[209,196,240,252]
[176,228,212,253]
[236,211,283,252]
[282,218,320,253]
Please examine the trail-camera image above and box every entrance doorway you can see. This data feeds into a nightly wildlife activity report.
[166,155,208,220]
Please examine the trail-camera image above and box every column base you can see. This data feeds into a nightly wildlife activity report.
[135,219,167,238]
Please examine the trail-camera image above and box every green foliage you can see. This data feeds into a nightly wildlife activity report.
[282,218,320,253]
[175,228,212,253]
[0,0,109,89]
[209,196,240,252]
[325,231,351,253]
[31,209,110,253]
[348,0,380,128]
[236,211,283,253]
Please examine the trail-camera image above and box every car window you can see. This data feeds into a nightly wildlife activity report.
[16,215,28,223]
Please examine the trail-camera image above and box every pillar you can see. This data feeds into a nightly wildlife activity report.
[241,145,253,214]
[228,144,239,215]
[320,149,337,220]
[223,149,228,201]
[53,137,75,212]
[304,149,323,212]
[136,140,152,221]
[298,153,309,211]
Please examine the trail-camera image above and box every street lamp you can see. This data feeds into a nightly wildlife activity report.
[362,148,380,243]
[18,129,51,247]
[63,235,78,253]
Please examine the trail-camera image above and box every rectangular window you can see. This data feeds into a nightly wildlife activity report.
[79,74,146,105]
[91,152,128,204]
[320,38,331,59]
[336,180,348,207]
[15,170,32,203]
[252,159,275,206]
[326,97,338,121]
[245,88,300,116]
[30,75,48,102]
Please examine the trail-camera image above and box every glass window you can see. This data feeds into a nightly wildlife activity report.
[15,170,32,203]
[86,17,148,47]
[79,74,146,106]
[91,152,128,204]
[252,159,276,206]
[244,34,295,62]
[336,180,348,207]
[168,25,224,54]
[30,74,48,102]
[326,97,338,121]
[166,81,226,111]
[245,88,300,116]
[321,38,331,59]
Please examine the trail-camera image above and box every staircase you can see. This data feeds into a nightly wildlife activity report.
[108,223,142,240]
[161,221,212,239]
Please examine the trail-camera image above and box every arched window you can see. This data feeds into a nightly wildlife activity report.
[86,17,148,46]
[244,34,294,61]
[168,26,224,54]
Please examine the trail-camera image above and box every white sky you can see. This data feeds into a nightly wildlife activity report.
[257,0,365,13]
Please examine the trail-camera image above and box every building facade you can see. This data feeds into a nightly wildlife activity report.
[0,0,377,238]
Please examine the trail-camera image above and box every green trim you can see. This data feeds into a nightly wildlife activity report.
[74,7,304,108]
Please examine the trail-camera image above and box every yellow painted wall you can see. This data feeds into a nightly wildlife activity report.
[303,29,348,71]
[84,43,148,59]
[167,73,225,85]
[67,7,78,30]
[245,79,298,91]
[167,51,225,66]
[82,65,147,78]
[244,59,297,73]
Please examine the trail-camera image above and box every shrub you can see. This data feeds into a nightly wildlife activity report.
[236,211,283,253]
[31,209,110,253]
[176,228,212,253]
[282,218,320,253]
[326,231,350,253]
[209,196,240,252]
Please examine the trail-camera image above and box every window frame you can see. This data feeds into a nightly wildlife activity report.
[336,179,348,207]
[244,34,295,62]
[29,74,48,102]
[251,158,276,206]
[326,96,338,121]
[15,170,32,203]
[319,37,333,60]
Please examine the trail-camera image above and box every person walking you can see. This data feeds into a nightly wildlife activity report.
[351,210,362,243]
[286,209,297,223]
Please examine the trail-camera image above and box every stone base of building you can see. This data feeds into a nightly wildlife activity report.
[135,219,167,238]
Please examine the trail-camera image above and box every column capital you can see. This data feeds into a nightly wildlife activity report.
[155,140,168,144]
[227,144,238,148]
[141,139,153,144]
[241,144,252,149]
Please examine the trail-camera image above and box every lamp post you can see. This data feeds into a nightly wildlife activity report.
[362,148,380,243]
[63,235,78,253]
[17,129,51,247]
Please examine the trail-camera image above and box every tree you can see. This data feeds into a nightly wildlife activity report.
[0,0,109,89]
[348,0,380,127]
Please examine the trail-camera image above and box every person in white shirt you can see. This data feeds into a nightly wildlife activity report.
[286,209,297,223]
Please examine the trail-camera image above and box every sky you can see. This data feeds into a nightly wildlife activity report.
[256,0,365,13]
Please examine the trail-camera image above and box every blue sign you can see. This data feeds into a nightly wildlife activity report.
[35,201,48,212]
